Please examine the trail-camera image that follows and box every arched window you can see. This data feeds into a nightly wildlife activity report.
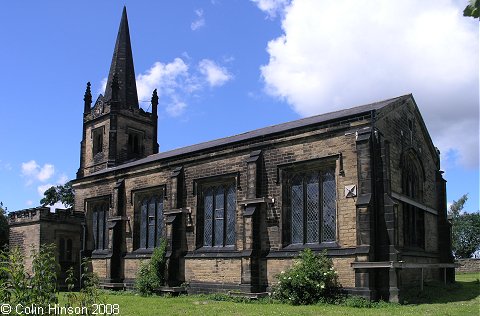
[402,151,425,249]
[138,192,164,250]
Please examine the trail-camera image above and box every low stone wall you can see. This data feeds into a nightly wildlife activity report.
[455,259,480,273]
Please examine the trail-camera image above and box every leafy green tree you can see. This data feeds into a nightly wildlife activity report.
[0,202,8,248]
[40,181,75,208]
[449,194,480,258]
[449,194,468,218]
[464,0,479,18]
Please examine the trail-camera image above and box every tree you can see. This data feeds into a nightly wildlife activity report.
[40,181,75,209]
[0,202,8,248]
[464,0,479,18]
[449,194,480,258]
[449,194,468,218]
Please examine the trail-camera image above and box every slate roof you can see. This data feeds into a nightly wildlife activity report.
[88,94,411,177]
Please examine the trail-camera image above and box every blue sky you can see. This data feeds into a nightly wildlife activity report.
[0,0,478,213]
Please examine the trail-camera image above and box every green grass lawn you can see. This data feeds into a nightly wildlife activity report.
[69,272,480,316]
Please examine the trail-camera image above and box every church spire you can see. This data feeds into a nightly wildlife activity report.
[103,6,139,109]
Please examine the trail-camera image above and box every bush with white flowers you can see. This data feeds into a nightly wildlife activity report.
[272,248,340,305]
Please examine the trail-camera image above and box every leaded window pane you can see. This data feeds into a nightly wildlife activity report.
[322,170,336,242]
[92,207,98,249]
[306,173,319,243]
[204,188,214,247]
[226,184,236,246]
[148,198,156,248]
[291,175,304,244]
[156,198,163,246]
[98,207,105,250]
[140,200,147,249]
[214,186,225,247]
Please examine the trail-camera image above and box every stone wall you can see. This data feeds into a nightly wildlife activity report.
[8,208,83,282]
[456,259,480,273]
[74,113,370,291]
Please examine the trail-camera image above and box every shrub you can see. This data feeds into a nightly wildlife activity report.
[78,258,105,313]
[30,244,59,308]
[0,244,58,309]
[63,258,105,314]
[272,248,340,305]
[135,239,167,295]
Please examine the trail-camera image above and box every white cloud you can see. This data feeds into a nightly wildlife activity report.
[191,9,206,31]
[136,58,190,102]
[198,59,233,87]
[57,173,69,185]
[37,164,54,182]
[37,183,54,197]
[251,0,290,19]
[49,201,68,212]
[259,0,479,168]
[21,160,55,183]
[26,200,33,207]
[136,58,196,115]
[134,57,233,117]
[166,99,187,117]
[97,77,108,96]
[21,160,39,176]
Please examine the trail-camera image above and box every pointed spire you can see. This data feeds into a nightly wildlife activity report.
[83,82,92,113]
[103,6,139,109]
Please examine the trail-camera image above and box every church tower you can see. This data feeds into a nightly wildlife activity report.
[77,7,159,178]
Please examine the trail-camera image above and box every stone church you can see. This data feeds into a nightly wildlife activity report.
[10,7,455,301]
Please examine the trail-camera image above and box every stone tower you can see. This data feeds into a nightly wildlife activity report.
[77,7,159,178]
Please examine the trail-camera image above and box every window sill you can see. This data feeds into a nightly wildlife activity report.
[185,246,240,258]
[91,250,111,259]
[124,249,154,259]
[266,242,344,258]
[282,242,339,251]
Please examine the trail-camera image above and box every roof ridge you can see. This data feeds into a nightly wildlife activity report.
[84,94,411,177]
